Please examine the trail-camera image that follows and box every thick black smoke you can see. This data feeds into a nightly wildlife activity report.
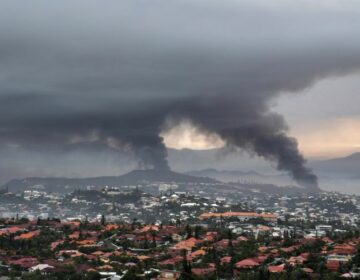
[1,0,360,188]
[170,94,320,189]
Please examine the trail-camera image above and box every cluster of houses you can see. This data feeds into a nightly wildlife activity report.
[0,210,359,279]
[1,182,360,231]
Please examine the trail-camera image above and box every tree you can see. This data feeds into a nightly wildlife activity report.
[259,265,270,280]
[122,269,142,280]
[194,226,201,239]
[101,214,106,226]
[143,235,149,249]
[352,246,360,268]
[283,230,294,247]
[179,249,195,280]
[227,229,233,250]
[83,215,89,229]
[229,256,235,278]
[185,225,192,239]
[151,231,157,248]
[86,271,101,280]
[131,218,138,230]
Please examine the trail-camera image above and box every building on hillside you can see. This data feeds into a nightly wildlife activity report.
[199,212,277,222]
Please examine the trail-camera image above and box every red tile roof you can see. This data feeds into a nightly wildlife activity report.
[235,258,260,268]
[192,267,216,276]
[268,264,285,273]
[326,260,340,271]
[9,257,39,269]
[14,230,40,240]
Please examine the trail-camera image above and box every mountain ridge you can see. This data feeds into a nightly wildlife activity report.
[1,169,217,193]
[311,151,360,176]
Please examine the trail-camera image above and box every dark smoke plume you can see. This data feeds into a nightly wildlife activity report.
[171,95,319,189]
[1,0,360,188]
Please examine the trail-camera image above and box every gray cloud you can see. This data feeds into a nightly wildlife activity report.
[1,0,360,188]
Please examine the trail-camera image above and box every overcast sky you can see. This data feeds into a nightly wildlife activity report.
[165,72,360,159]
[275,73,360,158]
[1,0,360,183]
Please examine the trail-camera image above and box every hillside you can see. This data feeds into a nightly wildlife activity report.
[187,168,292,186]
[311,152,360,177]
[2,169,217,193]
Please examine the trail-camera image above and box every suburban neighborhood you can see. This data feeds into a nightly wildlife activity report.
[1,187,360,279]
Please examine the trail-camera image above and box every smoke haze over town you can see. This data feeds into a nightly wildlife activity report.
[1,0,360,191]
[4,2,360,279]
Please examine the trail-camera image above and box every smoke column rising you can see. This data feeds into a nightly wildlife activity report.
[1,0,360,189]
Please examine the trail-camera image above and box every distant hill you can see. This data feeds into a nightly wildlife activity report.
[1,168,322,195]
[228,182,318,195]
[119,169,217,184]
[167,148,272,173]
[1,169,217,193]
[311,152,360,177]
[187,168,292,186]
